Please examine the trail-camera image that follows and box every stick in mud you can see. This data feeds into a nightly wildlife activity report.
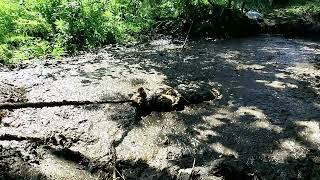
[0,99,133,110]
[0,134,43,143]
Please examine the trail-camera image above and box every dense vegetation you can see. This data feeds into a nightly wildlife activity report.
[0,0,319,64]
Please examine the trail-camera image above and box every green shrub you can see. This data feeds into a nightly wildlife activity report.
[0,0,282,64]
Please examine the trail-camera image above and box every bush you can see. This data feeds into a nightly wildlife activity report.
[0,0,129,63]
[0,0,276,64]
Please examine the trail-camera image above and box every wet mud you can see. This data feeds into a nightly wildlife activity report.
[0,35,320,179]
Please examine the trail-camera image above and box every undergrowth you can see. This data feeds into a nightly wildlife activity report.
[0,0,317,64]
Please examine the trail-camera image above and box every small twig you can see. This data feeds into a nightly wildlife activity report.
[151,21,164,40]
[188,158,196,180]
[180,95,191,105]
[219,8,225,16]
[111,141,117,180]
[154,21,164,32]
[182,20,193,49]
[115,167,126,180]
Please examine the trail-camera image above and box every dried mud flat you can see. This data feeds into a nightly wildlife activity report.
[0,35,320,179]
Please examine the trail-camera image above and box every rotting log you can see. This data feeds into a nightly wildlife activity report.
[0,99,133,110]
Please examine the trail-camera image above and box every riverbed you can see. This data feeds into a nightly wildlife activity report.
[0,35,320,179]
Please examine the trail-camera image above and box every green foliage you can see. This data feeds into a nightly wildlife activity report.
[34,0,116,52]
[0,0,120,63]
[233,0,272,11]
[1,0,313,64]
[272,0,312,7]
[273,0,320,15]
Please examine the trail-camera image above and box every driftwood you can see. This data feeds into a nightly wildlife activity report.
[0,99,133,110]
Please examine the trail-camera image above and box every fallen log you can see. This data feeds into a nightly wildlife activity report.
[0,99,133,110]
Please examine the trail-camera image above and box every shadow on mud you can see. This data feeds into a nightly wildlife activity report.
[1,37,320,179]
[0,145,47,180]
[106,37,320,179]
[49,147,175,179]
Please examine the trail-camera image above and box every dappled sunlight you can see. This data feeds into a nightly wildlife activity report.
[236,106,267,120]
[301,45,320,52]
[287,62,320,76]
[256,79,298,89]
[1,36,320,179]
[257,39,320,65]
[275,72,290,79]
[251,120,283,133]
[194,128,220,141]
[295,121,320,148]
[202,108,234,126]
[116,124,164,161]
[260,46,291,52]
[183,55,199,62]
[235,106,284,133]
[210,143,239,158]
[238,64,266,71]
[149,145,183,169]
[39,153,97,179]
[149,39,172,46]
[267,139,308,163]
[216,50,240,60]
[224,57,268,71]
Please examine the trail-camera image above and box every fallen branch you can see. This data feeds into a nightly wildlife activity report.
[0,99,133,110]
[0,134,43,143]
[112,141,117,180]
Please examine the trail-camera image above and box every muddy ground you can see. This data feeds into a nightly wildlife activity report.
[0,35,320,179]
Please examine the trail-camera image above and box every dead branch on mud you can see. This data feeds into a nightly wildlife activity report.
[0,99,133,110]
[0,134,43,143]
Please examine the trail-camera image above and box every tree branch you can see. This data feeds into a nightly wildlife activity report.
[0,99,133,110]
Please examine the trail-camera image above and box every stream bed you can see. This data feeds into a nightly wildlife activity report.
[0,35,320,179]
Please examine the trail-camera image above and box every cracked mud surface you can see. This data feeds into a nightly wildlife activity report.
[0,35,320,179]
